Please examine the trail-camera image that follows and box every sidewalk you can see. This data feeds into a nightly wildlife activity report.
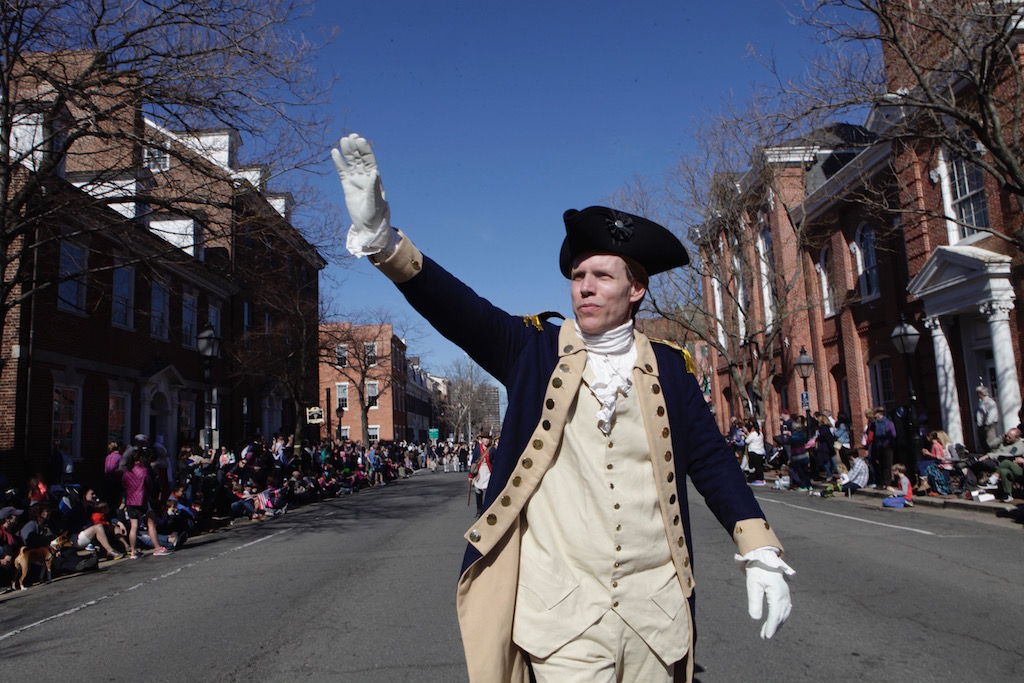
[761,473,1021,517]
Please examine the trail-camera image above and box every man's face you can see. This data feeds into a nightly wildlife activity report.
[1003,429,1021,445]
[570,254,646,335]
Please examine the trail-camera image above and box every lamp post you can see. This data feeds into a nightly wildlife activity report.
[197,322,222,453]
[794,345,814,429]
[891,314,921,475]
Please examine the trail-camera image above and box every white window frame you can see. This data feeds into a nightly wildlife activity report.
[817,246,835,318]
[143,141,170,172]
[58,239,88,313]
[868,357,895,411]
[340,426,350,440]
[335,343,348,368]
[756,227,775,330]
[336,382,349,410]
[150,280,170,340]
[936,144,989,245]
[53,384,81,461]
[108,391,130,447]
[182,291,198,349]
[111,261,134,329]
[711,275,726,348]
[852,224,880,302]
[367,381,379,409]
[365,342,378,367]
[368,425,380,443]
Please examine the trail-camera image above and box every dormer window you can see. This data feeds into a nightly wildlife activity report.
[143,142,170,172]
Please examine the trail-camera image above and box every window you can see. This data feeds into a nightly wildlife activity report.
[335,344,348,367]
[733,254,748,340]
[182,293,198,348]
[854,224,879,300]
[818,246,835,317]
[242,301,252,348]
[368,425,380,443]
[143,142,170,172]
[711,276,726,347]
[340,426,350,440]
[950,151,989,238]
[150,281,170,339]
[757,227,776,329]
[53,386,79,460]
[208,303,221,338]
[365,342,378,367]
[58,240,88,313]
[868,357,895,411]
[108,392,129,446]
[111,263,134,328]
[336,382,349,410]
[367,381,379,408]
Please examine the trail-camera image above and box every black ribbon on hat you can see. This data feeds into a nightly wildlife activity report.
[605,212,634,244]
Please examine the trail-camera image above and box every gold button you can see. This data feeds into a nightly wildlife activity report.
[607,442,613,449]
[616,545,621,551]
[673,515,680,526]
[613,601,619,608]
[678,537,685,547]
[542,420,551,430]
[667,472,674,483]
[563,344,574,353]
[684,557,690,567]
[486,514,497,525]
[687,577,692,588]
[652,384,661,394]
[552,378,563,388]
[546,399,555,410]
[614,503,620,510]
[607,464,613,470]
[501,495,511,506]
[470,530,481,542]
[664,451,672,462]
[614,562,620,568]
[645,363,653,372]
[559,364,570,372]
[522,458,533,469]
[512,476,522,487]
[657,406,665,416]
[609,483,614,489]
[662,427,670,438]
[669,494,676,504]
[616,524,622,532]
[412,261,421,271]
[764,522,771,530]
[612,581,618,588]
[532,439,543,450]
[736,527,743,534]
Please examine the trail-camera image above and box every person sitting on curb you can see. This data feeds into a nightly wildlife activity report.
[885,463,914,507]
[841,449,870,497]
[993,427,1023,502]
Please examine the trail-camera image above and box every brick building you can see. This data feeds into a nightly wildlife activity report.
[702,7,1023,453]
[1,51,323,488]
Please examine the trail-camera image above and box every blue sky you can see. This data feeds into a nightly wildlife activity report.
[305,1,821,376]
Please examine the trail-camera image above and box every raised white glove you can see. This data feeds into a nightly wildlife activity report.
[331,133,396,258]
[735,546,794,639]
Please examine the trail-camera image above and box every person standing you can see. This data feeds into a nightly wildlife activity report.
[976,385,1000,453]
[122,450,171,558]
[332,133,792,682]
[871,407,897,488]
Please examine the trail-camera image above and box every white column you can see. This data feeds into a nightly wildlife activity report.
[981,300,1022,433]
[923,316,964,445]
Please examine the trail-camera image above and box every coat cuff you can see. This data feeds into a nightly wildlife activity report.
[368,229,423,283]
[732,518,783,556]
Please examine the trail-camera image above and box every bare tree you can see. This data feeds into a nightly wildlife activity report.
[437,356,498,443]
[0,0,333,374]
[764,0,1024,252]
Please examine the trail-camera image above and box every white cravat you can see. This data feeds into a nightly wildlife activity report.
[574,320,637,435]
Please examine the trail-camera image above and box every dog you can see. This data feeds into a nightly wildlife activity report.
[12,532,71,590]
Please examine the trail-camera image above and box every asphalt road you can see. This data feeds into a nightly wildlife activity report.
[2,473,1021,682]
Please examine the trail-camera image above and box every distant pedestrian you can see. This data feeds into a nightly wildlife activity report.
[976,385,1000,452]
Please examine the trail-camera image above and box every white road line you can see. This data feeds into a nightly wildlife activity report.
[0,529,287,642]
[757,496,936,536]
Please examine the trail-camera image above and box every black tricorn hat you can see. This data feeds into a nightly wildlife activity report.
[558,206,689,279]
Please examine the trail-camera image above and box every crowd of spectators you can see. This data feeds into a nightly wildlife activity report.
[0,433,434,592]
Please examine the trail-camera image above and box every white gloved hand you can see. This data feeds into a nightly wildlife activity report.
[735,546,794,639]
[331,133,396,258]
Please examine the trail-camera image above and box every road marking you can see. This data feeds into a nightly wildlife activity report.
[757,496,936,535]
[0,530,287,642]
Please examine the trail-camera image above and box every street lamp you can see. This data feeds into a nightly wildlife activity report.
[794,346,814,429]
[197,322,221,453]
[891,314,921,475]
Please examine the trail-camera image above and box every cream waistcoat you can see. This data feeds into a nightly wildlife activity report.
[512,360,688,663]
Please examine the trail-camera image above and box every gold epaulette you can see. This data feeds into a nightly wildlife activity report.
[520,311,565,331]
[650,338,695,374]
